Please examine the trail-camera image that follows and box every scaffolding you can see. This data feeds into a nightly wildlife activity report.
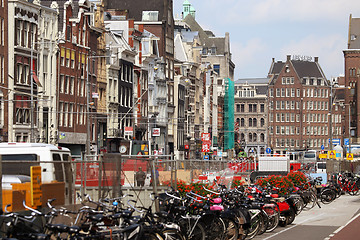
[224,77,234,150]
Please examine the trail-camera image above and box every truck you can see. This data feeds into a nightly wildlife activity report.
[249,154,300,182]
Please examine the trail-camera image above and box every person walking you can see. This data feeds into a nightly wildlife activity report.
[135,167,146,187]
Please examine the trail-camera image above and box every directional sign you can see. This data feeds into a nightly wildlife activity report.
[266,148,271,154]
[346,153,354,160]
[329,138,341,145]
[321,145,325,150]
[344,138,349,146]
[204,155,209,161]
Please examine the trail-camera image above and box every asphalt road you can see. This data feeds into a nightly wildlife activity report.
[253,194,360,240]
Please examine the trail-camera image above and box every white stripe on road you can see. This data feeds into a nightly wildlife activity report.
[262,213,325,240]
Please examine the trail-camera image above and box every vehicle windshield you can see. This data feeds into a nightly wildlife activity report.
[304,153,316,158]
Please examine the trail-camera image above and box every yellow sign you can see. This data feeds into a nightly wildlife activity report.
[319,154,327,159]
[30,166,42,206]
[346,153,354,161]
[329,150,336,159]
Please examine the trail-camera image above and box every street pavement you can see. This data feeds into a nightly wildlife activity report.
[253,194,360,240]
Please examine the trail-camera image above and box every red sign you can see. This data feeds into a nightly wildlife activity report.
[124,127,133,136]
[201,133,211,142]
[202,143,210,152]
[152,128,160,137]
[185,145,189,150]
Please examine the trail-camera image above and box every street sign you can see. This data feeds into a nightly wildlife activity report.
[217,151,223,157]
[204,155,209,160]
[346,153,354,160]
[201,133,211,142]
[152,128,160,136]
[319,154,327,159]
[344,138,349,146]
[201,143,210,152]
[321,145,325,150]
[329,150,336,159]
[185,144,189,150]
[329,138,341,145]
[266,148,271,154]
[124,127,133,136]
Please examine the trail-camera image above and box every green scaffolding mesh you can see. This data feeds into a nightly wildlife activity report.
[224,78,234,150]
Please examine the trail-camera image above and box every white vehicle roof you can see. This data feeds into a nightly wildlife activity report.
[0,143,70,152]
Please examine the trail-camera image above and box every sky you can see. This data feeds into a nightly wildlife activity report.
[173,0,360,80]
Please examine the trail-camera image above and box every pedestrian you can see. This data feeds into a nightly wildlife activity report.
[135,167,146,187]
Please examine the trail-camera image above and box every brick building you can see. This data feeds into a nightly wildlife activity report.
[267,55,331,153]
[344,14,360,145]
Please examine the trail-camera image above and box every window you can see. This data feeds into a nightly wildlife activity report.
[70,77,74,95]
[253,118,257,127]
[240,104,245,112]
[213,64,220,75]
[261,118,265,127]
[236,104,240,112]
[241,118,245,127]
[249,118,252,127]
[281,88,285,97]
[71,50,75,68]
[297,89,300,97]
[260,104,264,112]
[276,89,280,97]
[269,89,273,97]
[61,48,65,66]
[66,49,70,68]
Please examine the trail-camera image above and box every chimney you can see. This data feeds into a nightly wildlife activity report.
[287,55,291,61]
[314,57,318,62]
[272,58,275,62]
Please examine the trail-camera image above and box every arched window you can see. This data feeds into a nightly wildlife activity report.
[261,118,265,127]
[260,133,265,142]
[240,133,245,140]
[236,118,240,124]
[241,118,245,127]
[253,133,257,142]
[249,133,252,142]
[249,118,252,127]
[253,118,257,127]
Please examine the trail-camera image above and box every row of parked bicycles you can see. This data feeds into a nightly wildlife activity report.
[0,172,359,240]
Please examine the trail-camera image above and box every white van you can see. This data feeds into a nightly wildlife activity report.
[316,161,327,173]
[0,143,73,204]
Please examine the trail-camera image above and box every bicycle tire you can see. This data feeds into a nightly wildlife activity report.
[257,211,269,235]
[222,217,239,240]
[246,213,261,239]
[320,189,336,204]
[265,207,280,233]
[204,216,226,240]
[303,191,317,210]
[188,222,206,240]
[162,229,186,240]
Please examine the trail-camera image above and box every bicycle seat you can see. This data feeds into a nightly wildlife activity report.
[46,223,70,233]
[87,214,104,222]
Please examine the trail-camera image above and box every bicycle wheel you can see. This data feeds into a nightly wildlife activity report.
[222,217,239,240]
[349,183,359,196]
[234,211,248,240]
[188,222,206,240]
[205,217,226,240]
[246,212,261,239]
[162,229,186,240]
[257,211,269,235]
[265,206,280,233]
[286,207,296,225]
[320,189,336,204]
[303,192,317,210]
